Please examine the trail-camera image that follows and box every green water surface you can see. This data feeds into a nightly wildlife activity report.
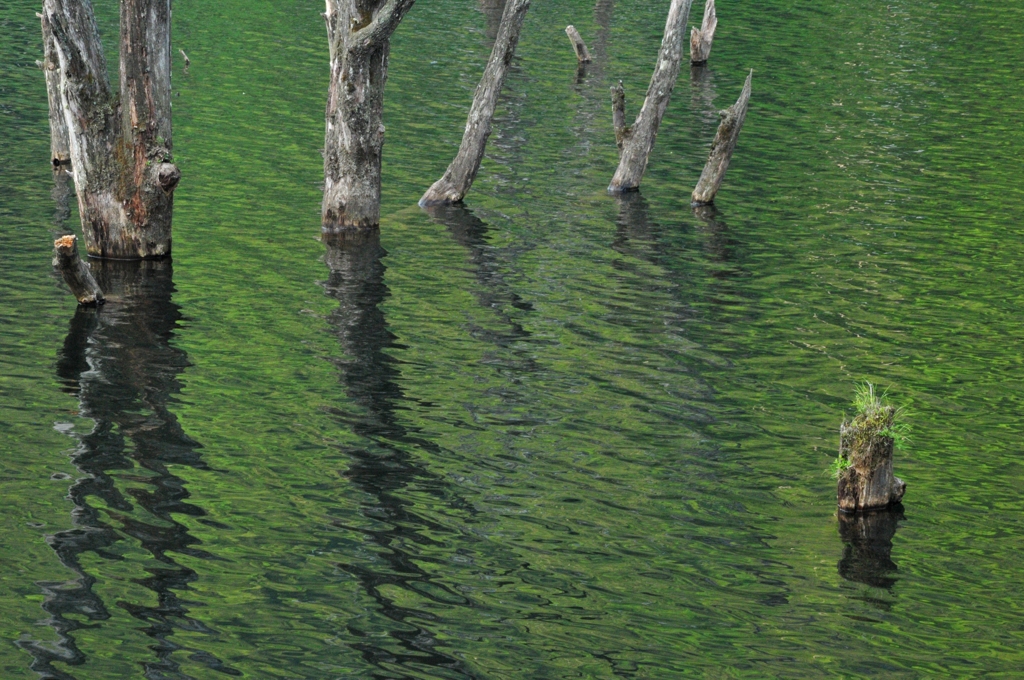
[2,0,1023,677]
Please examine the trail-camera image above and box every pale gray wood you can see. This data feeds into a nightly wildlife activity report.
[689,0,716,65]
[322,0,417,232]
[565,25,591,64]
[691,69,751,206]
[53,235,104,305]
[419,0,531,207]
[41,0,180,259]
[608,0,693,193]
[38,12,70,165]
[837,406,907,513]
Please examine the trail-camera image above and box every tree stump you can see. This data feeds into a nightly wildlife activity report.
[53,235,104,305]
[689,0,717,66]
[608,0,693,193]
[419,0,531,207]
[565,25,591,64]
[837,405,907,513]
[322,0,418,232]
[691,70,752,206]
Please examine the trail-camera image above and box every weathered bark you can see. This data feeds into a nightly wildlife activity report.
[689,0,716,65]
[565,25,591,64]
[39,12,70,165]
[53,235,104,305]
[418,0,531,207]
[41,0,179,259]
[322,0,417,233]
[608,0,692,193]
[691,69,751,206]
[837,405,907,513]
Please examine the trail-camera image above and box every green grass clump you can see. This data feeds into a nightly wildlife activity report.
[829,455,852,479]
[829,382,911,478]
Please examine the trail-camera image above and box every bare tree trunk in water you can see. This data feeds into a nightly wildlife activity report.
[41,0,180,259]
[689,0,716,65]
[608,0,692,193]
[565,25,591,64]
[418,0,531,207]
[39,12,70,165]
[691,70,751,206]
[322,0,417,233]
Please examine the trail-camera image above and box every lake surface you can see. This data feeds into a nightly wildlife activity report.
[2,0,1023,676]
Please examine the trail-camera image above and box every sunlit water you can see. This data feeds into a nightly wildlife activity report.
[2,0,1023,677]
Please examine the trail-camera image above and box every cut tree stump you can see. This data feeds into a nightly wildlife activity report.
[691,69,751,206]
[836,405,907,513]
[689,0,717,65]
[53,235,104,305]
[565,25,591,64]
[608,0,693,193]
[322,0,418,232]
[419,0,531,207]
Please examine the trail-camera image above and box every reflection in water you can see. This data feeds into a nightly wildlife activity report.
[18,261,234,680]
[690,63,719,124]
[320,232,474,676]
[424,204,534,348]
[838,508,904,590]
[691,203,735,266]
[613,191,662,251]
[479,0,507,42]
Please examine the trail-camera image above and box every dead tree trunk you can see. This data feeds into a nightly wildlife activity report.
[53,235,104,305]
[322,0,417,233]
[689,0,716,65]
[608,0,692,193]
[41,0,180,259]
[39,12,70,165]
[418,0,531,207]
[837,405,907,513]
[565,25,591,64]
[691,70,751,206]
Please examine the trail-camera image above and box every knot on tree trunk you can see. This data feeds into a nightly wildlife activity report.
[837,405,906,512]
[154,162,181,194]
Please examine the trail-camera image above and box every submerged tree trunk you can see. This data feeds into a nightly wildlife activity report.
[322,0,417,233]
[39,12,70,165]
[691,70,751,206]
[41,0,180,259]
[608,0,692,193]
[418,0,531,207]
[53,235,104,305]
[565,25,591,64]
[837,405,907,513]
[689,0,716,65]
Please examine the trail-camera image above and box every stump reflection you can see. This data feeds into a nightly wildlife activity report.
[321,232,472,675]
[18,260,233,679]
[838,507,904,590]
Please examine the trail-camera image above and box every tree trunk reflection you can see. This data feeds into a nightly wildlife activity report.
[18,260,234,679]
